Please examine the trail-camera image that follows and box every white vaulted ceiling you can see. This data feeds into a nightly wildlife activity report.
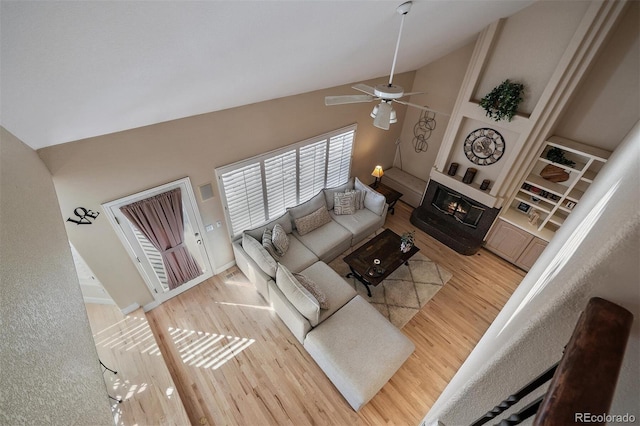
[0,1,532,150]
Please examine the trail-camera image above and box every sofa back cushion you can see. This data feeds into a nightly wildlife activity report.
[355,177,387,216]
[242,233,277,278]
[245,211,293,241]
[276,263,320,326]
[323,178,354,210]
[288,191,327,223]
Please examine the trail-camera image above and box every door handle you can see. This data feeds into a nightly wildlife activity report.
[197,240,202,245]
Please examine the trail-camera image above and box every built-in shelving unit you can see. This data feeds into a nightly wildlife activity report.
[501,136,611,241]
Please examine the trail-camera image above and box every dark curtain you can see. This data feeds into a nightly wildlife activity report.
[120,188,202,290]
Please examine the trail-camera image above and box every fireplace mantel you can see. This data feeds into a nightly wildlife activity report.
[430,170,502,209]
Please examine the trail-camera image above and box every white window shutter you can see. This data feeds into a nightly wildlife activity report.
[326,130,354,188]
[220,164,266,235]
[264,150,297,218]
[298,140,327,203]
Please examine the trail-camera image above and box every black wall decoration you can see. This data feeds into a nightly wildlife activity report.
[67,207,100,225]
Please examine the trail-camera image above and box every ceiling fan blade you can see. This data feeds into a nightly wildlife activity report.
[401,91,424,97]
[352,83,376,96]
[373,102,393,130]
[393,100,451,116]
[325,95,375,106]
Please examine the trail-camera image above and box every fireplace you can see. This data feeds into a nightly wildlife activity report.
[411,180,500,255]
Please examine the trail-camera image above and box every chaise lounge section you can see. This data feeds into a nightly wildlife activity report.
[232,177,415,411]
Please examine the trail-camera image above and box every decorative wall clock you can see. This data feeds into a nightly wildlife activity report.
[463,128,506,166]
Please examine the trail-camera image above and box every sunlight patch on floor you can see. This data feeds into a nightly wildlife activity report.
[168,326,255,370]
[93,315,162,357]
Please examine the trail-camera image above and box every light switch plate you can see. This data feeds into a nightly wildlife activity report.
[205,224,215,232]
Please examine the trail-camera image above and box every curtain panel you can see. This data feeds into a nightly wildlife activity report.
[120,188,202,290]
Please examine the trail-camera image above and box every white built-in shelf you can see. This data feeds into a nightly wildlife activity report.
[501,136,611,241]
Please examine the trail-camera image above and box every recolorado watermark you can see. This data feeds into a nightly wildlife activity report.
[575,412,636,423]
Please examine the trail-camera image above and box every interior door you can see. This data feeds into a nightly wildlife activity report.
[102,177,214,305]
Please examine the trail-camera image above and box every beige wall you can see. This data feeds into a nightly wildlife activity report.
[0,127,113,424]
[38,72,414,309]
[474,0,590,115]
[395,40,476,181]
[554,1,640,151]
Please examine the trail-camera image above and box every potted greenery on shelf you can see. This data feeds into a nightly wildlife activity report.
[479,79,525,122]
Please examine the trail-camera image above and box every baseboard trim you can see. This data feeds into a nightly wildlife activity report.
[84,296,115,305]
[143,300,161,312]
[120,302,141,315]
[215,260,236,275]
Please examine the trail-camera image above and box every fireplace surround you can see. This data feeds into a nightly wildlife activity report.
[411,179,500,255]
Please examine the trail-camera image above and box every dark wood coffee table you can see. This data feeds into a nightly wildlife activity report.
[343,229,419,297]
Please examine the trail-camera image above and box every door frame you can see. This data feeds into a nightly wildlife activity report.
[102,177,214,309]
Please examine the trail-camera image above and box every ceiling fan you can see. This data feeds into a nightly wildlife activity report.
[325,1,448,130]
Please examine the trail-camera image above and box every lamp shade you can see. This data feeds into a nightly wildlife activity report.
[371,166,384,178]
[370,105,397,123]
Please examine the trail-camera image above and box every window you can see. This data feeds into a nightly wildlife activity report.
[216,125,356,237]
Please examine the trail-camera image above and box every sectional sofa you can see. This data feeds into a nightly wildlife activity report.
[232,177,415,411]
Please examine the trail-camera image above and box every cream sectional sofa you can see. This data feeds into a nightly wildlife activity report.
[232,178,415,411]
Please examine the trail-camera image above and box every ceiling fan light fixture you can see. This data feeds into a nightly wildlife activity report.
[370,104,397,123]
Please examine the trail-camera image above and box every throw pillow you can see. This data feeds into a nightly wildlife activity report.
[262,228,280,260]
[287,191,327,222]
[333,192,356,215]
[271,223,289,256]
[294,273,329,310]
[294,206,332,235]
[347,189,365,210]
[276,264,320,326]
[355,177,386,216]
[242,233,277,278]
[323,178,354,210]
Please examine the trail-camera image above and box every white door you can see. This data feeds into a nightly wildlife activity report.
[102,178,213,306]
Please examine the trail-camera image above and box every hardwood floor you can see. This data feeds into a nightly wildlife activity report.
[85,304,191,425]
[146,201,525,425]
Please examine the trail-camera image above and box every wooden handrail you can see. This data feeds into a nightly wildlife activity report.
[534,297,633,425]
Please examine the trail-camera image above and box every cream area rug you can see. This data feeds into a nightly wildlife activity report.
[327,230,453,329]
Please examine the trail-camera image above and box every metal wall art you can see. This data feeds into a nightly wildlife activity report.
[412,108,437,153]
[67,207,100,225]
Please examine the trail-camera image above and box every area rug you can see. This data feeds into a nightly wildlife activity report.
[327,230,453,329]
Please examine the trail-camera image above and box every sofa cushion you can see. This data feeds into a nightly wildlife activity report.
[272,223,289,256]
[334,192,356,215]
[293,220,352,262]
[329,209,384,243]
[276,263,320,326]
[355,177,386,216]
[245,211,293,241]
[288,191,327,224]
[303,295,415,411]
[277,235,319,273]
[294,206,332,236]
[262,228,280,260]
[348,189,365,210]
[294,272,329,310]
[324,178,354,210]
[299,261,356,323]
[242,233,277,278]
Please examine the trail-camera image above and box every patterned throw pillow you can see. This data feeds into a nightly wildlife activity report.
[271,223,289,256]
[294,206,332,235]
[334,192,356,215]
[262,228,280,260]
[347,189,365,210]
[294,273,329,310]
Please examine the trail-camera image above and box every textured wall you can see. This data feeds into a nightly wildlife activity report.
[0,127,113,424]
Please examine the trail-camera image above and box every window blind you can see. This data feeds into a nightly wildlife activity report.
[216,124,356,238]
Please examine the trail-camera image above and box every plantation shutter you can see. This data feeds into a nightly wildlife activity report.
[298,140,327,203]
[264,150,297,218]
[326,131,354,188]
[216,124,356,238]
[219,163,266,236]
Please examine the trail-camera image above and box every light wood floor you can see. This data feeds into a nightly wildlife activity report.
[144,201,525,426]
[85,304,191,426]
